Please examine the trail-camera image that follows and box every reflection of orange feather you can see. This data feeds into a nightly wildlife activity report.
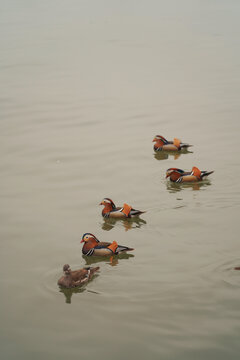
[192,166,201,179]
[173,138,181,148]
[124,221,132,231]
[174,154,181,160]
[122,203,132,217]
[108,241,118,253]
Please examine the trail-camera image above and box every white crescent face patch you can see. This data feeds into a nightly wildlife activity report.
[83,233,97,241]
[103,198,112,204]
[166,169,174,177]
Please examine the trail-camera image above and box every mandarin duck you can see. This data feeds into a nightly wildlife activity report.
[57,264,99,288]
[100,198,145,218]
[166,166,214,183]
[81,233,134,256]
[153,135,192,151]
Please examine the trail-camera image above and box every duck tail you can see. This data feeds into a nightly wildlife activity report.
[91,266,100,272]
[88,266,100,279]
[130,209,146,216]
[180,143,193,149]
[201,170,214,178]
[116,245,134,253]
[85,266,100,273]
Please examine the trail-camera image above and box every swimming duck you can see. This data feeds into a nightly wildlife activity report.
[153,135,192,151]
[57,264,99,288]
[81,233,134,256]
[166,167,214,183]
[100,198,145,218]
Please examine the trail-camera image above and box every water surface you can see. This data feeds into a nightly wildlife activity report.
[1,1,240,359]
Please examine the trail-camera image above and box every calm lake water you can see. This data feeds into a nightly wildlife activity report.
[1,1,240,359]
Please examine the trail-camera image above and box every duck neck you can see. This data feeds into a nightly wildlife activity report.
[84,238,99,250]
[154,139,164,148]
[64,271,72,279]
[170,171,181,182]
[102,204,113,214]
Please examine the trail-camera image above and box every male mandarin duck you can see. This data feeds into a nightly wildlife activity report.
[153,135,192,151]
[57,264,99,288]
[166,166,214,183]
[81,233,134,256]
[100,198,145,218]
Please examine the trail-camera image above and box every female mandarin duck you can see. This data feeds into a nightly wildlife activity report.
[153,135,192,151]
[166,166,214,183]
[100,198,145,218]
[57,264,99,288]
[81,233,134,256]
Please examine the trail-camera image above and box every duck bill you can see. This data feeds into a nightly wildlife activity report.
[99,201,104,205]
[80,238,85,243]
[152,138,157,142]
[166,173,170,178]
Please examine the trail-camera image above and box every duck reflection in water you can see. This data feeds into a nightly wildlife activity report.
[101,216,147,231]
[59,286,101,304]
[166,179,212,193]
[154,149,192,161]
[83,252,134,267]
[59,286,86,304]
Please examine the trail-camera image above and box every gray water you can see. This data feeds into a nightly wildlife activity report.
[1,1,240,359]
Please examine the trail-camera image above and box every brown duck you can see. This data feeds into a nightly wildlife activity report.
[81,233,134,256]
[57,264,99,288]
[153,135,192,151]
[166,167,214,183]
[100,198,145,218]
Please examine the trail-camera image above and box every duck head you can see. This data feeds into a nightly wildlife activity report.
[99,198,116,210]
[63,264,71,275]
[81,233,99,244]
[152,135,168,146]
[166,168,185,181]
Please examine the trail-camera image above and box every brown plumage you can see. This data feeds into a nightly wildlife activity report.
[57,264,99,288]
